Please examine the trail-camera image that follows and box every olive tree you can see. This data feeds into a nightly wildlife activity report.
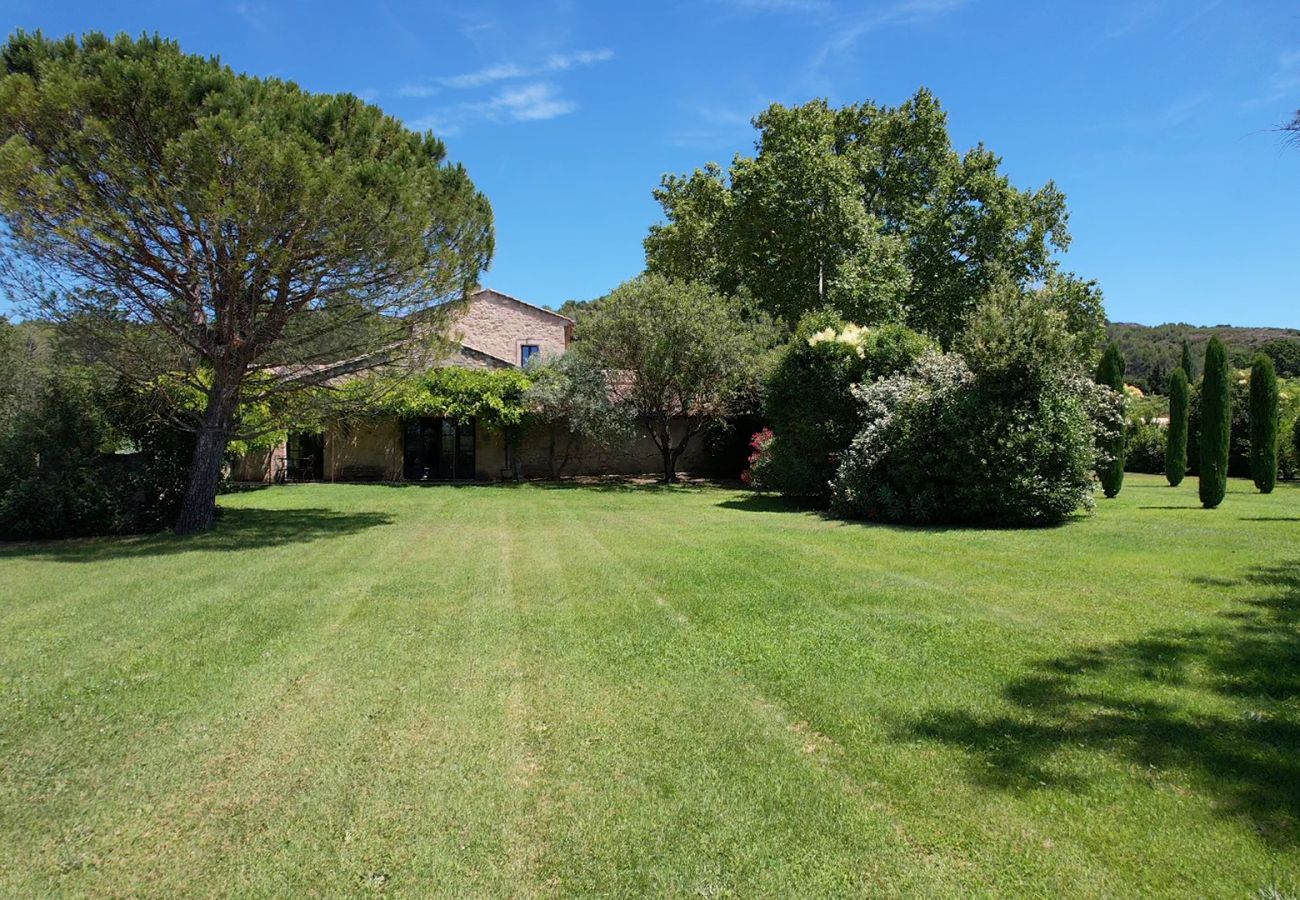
[524,350,634,478]
[577,275,771,483]
[0,32,492,532]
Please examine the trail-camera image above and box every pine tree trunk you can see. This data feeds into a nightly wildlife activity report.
[174,397,234,535]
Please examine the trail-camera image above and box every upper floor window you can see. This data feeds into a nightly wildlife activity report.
[520,344,541,366]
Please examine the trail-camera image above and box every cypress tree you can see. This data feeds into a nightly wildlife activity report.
[1249,353,1279,493]
[1166,367,1189,486]
[1096,342,1126,498]
[1199,337,1230,508]
[1180,340,1196,383]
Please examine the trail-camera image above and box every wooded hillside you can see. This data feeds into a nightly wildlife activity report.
[1106,321,1300,392]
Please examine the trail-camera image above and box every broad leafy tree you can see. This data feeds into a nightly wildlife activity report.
[577,274,771,483]
[1249,353,1279,493]
[1166,367,1189,486]
[645,89,1075,345]
[0,32,492,533]
[1095,342,1126,498]
[1199,337,1231,508]
[1260,338,1300,377]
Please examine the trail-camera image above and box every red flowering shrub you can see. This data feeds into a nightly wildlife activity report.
[741,427,774,487]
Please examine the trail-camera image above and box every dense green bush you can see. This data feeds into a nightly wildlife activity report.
[832,291,1120,526]
[1249,353,1279,493]
[0,376,115,539]
[1166,368,1189,485]
[1294,417,1300,480]
[758,311,933,500]
[832,353,1118,525]
[1095,343,1126,497]
[1199,337,1230,508]
[1126,419,1167,475]
[1281,432,1298,482]
[0,375,192,540]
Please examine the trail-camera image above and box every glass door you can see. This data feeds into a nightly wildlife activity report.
[403,417,476,481]
[455,419,476,481]
[403,418,433,481]
[438,419,456,480]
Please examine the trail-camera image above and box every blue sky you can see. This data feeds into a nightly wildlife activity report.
[5,0,1300,326]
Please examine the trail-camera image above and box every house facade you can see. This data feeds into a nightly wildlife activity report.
[233,288,705,483]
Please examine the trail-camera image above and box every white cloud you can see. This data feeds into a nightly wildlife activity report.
[406,113,460,137]
[488,83,576,121]
[398,46,612,133]
[437,62,531,90]
[808,0,967,72]
[408,81,578,135]
[398,84,441,99]
[400,47,614,96]
[544,48,615,72]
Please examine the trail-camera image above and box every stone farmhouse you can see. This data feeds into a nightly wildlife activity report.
[233,288,705,483]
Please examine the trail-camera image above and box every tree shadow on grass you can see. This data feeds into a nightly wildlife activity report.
[716,493,1075,531]
[367,478,726,494]
[908,560,1300,845]
[716,493,825,514]
[0,507,394,562]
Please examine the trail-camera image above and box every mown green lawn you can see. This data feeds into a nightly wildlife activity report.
[1,473,1298,896]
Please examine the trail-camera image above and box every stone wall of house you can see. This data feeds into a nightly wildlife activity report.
[475,423,508,480]
[514,419,708,478]
[230,443,285,483]
[325,418,402,481]
[450,290,570,366]
[231,416,710,482]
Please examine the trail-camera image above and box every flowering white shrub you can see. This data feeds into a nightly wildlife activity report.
[807,323,872,357]
[833,350,1119,526]
[763,312,936,501]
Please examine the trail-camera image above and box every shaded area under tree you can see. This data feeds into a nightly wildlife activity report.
[908,560,1300,845]
[0,506,394,562]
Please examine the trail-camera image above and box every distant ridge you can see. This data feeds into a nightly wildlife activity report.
[1106,321,1300,390]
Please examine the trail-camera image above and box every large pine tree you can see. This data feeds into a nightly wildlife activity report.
[1199,337,1231,508]
[1249,353,1279,493]
[1095,342,1126,498]
[0,33,493,533]
[1165,367,1189,486]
